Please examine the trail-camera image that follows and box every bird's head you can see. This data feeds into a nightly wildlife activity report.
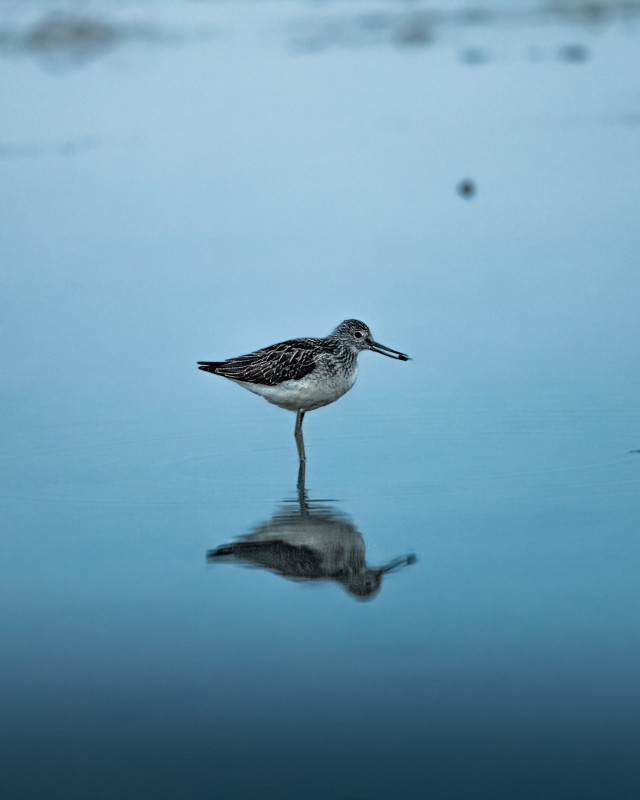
[332,319,410,360]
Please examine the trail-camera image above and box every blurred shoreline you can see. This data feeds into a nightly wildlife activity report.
[1,0,639,70]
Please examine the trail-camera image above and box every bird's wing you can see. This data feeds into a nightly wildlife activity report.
[199,337,321,386]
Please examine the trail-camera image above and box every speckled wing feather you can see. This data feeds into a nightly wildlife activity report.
[198,337,321,386]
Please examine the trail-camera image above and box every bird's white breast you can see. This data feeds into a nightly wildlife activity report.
[233,367,357,412]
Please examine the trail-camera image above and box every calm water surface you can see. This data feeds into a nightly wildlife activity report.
[2,1,640,797]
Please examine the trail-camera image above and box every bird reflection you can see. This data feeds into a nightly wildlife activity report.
[207,482,415,601]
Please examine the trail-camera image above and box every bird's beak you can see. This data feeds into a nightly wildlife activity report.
[369,340,410,361]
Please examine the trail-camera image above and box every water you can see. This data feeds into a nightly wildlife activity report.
[2,1,640,797]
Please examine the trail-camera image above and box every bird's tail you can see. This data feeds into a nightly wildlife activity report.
[198,361,224,374]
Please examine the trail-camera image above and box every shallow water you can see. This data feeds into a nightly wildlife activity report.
[2,1,640,798]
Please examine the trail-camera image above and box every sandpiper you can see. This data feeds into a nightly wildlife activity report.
[198,319,409,462]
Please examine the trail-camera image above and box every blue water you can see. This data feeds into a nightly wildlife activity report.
[2,2,640,797]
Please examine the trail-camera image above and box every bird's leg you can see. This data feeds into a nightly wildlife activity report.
[294,410,306,464]
[295,411,307,502]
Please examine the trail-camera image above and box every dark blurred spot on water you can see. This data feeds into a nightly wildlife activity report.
[291,10,436,52]
[457,179,476,199]
[25,15,119,56]
[394,13,432,47]
[549,0,619,24]
[460,46,489,64]
[558,42,591,62]
[1,13,162,68]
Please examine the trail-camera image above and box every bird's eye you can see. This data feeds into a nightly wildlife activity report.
[354,331,363,339]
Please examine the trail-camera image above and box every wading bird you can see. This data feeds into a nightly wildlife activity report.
[198,319,409,462]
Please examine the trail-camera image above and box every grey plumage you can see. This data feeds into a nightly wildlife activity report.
[198,336,325,386]
[198,319,409,460]
[198,319,407,392]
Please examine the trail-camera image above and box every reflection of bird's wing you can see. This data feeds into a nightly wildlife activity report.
[198,338,321,386]
[245,514,366,573]
[208,540,325,579]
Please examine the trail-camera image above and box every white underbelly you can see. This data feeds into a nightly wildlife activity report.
[233,369,357,412]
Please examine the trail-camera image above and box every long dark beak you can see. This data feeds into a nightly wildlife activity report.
[369,340,410,361]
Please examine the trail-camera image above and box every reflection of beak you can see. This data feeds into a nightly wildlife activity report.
[381,554,417,573]
[369,340,410,361]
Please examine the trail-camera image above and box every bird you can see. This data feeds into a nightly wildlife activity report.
[198,319,409,462]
